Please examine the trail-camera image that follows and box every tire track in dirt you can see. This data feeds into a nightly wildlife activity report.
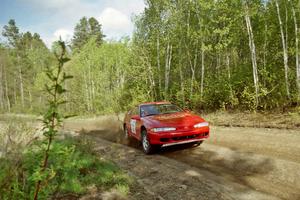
[86,135,280,200]
[63,117,300,200]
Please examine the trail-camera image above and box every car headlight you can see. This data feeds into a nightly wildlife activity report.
[194,122,209,128]
[151,127,176,132]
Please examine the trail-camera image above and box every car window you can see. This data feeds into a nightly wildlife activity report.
[140,104,182,117]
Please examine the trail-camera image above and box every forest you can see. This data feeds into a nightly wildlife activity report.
[1,0,300,115]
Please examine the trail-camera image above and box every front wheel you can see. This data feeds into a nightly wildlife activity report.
[141,130,159,154]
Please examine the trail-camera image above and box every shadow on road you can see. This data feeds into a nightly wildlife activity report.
[80,126,274,177]
[62,117,300,200]
[81,127,278,196]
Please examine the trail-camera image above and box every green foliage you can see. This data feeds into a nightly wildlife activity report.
[72,17,105,51]
[131,0,300,111]
[31,40,72,199]
[2,19,21,47]
[2,0,300,116]
[67,38,137,114]
[1,19,54,113]
[0,138,131,200]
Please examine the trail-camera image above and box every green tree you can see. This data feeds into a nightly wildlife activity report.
[72,17,105,51]
[2,19,21,48]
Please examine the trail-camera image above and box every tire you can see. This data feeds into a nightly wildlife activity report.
[141,129,159,154]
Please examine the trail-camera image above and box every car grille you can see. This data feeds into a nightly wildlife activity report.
[160,132,209,142]
[172,134,198,141]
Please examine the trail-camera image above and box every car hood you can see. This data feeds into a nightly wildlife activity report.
[143,112,206,128]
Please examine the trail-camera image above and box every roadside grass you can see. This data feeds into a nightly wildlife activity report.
[0,114,39,123]
[0,122,132,200]
[64,110,300,130]
[202,109,300,129]
[1,107,299,135]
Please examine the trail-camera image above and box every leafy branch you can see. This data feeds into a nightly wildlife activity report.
[33,41,72,200]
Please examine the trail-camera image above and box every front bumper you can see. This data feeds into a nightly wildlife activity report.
[147,127,209,146]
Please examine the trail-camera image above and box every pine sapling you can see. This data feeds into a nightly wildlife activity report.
[33,41,73,200]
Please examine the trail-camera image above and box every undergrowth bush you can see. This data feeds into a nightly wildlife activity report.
[0,137,131,200]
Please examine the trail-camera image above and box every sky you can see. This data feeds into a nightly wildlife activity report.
[0,0,145,47]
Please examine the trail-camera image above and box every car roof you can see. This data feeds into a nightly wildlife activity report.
[139,101,171,106]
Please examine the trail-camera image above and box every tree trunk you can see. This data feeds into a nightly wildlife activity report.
[28,90,32,110]
[275,0,290,99]
[263,23,268,87]
[143,49,156,100]
[179,43,185,106]
[84,72,90,111]
[157,35,162,99]
[13,75,17,105]
[18,66,24,107]
[244,3,259,107]
[290,0,300,99]
[164,42,172,100]
[17,55,25,108]
[4,70,11,112]
[200,42,205,100]
[190,51,197,99]
[148,63,156,101]
[0,63,4,109]
[87,60,94,111]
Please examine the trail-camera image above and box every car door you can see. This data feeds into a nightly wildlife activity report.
[129,106,142,140]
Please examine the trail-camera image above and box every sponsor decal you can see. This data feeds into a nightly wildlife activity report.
[130,119,136,134]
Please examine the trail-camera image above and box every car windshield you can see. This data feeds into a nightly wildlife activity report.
[140,104,182,117]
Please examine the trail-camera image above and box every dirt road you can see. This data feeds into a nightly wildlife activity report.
[63,116,300,200]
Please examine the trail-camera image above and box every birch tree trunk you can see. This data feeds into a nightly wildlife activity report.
[275,0,290,99]
[156,35,162,98]
[290,0,300,98]
[263,23,268,87]
[4,70,11,112]
[87,60,94,111]
[226,53,233,96]
[18,66,24,107]
[143,49,156,100]
[13,75,17,104]
[147,62,156,101]
[17,55,25,107]
[28,90,32,110]
[244,3,259,106]
[195,4,205,101]
[179,62,185,105]
[84,72,90,111]
[226,53,231,80]
[164,42,172,99]
[200,42,205,100]
[190,51,197,99]
[0,63,4,109]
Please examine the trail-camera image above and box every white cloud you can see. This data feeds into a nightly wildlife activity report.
[53,29,73,42]
[105,0,145,16]
[98,7,132,38]
[15,0,146,46]
[41,28,73,48]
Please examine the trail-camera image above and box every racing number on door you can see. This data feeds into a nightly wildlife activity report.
[130,119,136,134]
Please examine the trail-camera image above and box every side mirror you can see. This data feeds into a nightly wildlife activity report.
[131,115,141,120]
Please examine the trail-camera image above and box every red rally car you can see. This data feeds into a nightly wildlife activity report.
[123,102,210,154]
